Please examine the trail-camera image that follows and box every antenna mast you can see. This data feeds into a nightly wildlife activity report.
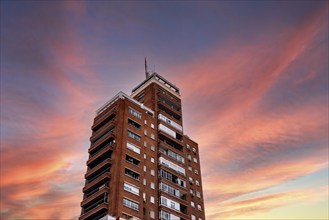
[145,57,150,79]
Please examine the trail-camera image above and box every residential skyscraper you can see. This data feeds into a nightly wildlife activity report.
[79,72,205,220]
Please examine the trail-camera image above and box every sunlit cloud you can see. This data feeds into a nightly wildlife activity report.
[169,3,328,219]
[1,1,328,219]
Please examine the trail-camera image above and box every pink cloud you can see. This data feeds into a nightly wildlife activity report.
[166,4,328,219]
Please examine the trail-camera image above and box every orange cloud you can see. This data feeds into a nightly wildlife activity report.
[206,186,328,219]
[166,4,329,219]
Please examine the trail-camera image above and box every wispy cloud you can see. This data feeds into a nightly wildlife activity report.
[170,3,328,219]
[1,1,327,219]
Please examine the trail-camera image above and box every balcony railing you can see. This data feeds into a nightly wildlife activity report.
[89,142,114,159]
[89,130,115,153]
[81,186,110,207]
[91,119,115,140]
[85,159,112,179]
[79,203,108,220]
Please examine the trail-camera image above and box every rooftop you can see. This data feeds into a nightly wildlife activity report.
[131,73,180,97]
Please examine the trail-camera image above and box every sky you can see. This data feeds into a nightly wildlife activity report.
[0,1,328,219]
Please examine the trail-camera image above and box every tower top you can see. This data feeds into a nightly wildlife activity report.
[131,72,180,98]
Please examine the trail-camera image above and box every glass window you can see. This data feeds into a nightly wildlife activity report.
[128,107,142,119]
[126,142,140,154]
[150,211,155,219]
[128,130,141,142]
[123,198,139,210]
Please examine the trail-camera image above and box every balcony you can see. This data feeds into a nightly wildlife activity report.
[89,130,115,153]
[83,172,111,192]
[91,121,115,145]
[91,121,115,143]
[158,102,181,121]
[85,159,112,179]
[81,186,110,207]
[159,182,188,203]
[83,178,109,197]
[89,141,114,159]
[79,202,108,220]
[158,94,181,112]
[93,107,116,129]
[86,165,111,184]
[158,156,185,176]
[158,133,184,152]
[157,89,181,105]
[159,146,185,164]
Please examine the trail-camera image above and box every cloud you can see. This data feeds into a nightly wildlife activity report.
[168,3,328,219]
[207,186,328,219]
[0,2,100,219]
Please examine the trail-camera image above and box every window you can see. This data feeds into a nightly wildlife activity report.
[126,142,140,154]
[186,144,191,150]
[160,146,184,164]
[144,141,147,147]
[151,123,154,129]
[199,218,203,220]
[170,201,175,209]
[150,182,155,189]
[161,197,167,206]
[128,107,141,119]
[150,196,155,204]
[196,180,200,186]
[128,130,141,142]
[151,133,155,140]
[124,182,139,195]
[195,169,199,175]
[191,215,196,220]
[143,179,146,185]
[159,182,180,198]
[193,147,197,154]
[189,177,194,184]
[126,155,140,166]
[125,168,140,180]
[190,189,194,195]
[144,166,146,172]
[144,129,147,135]
[196,191,201,198]
[191,201,195,207]
[144,120,147,124]
[198,204,202,211]
[159,157,186,175]
[160,169,172,181]
[150,169,155,176]
[128,118,141,129]
[151,157,155,163]
[187,155,192,161]
[150,211,155,219]
[188,166,192,171]
[123,198,139,210]
[193,158,198,163]
[159,210,169,220]
[151,145,155,151]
